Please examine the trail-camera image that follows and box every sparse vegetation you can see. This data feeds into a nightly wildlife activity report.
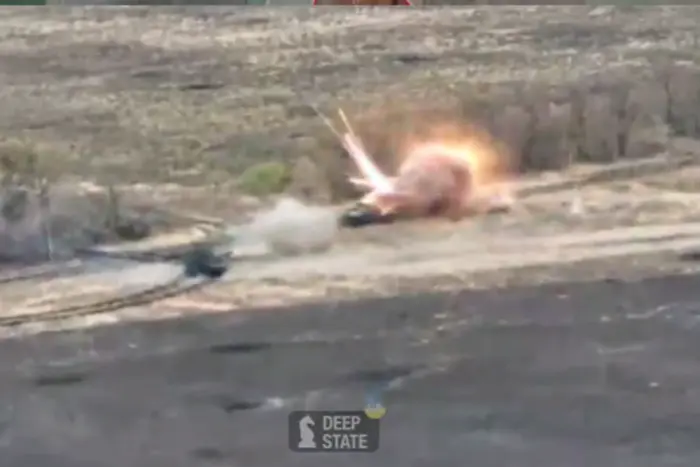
[236,161,291,197]
[0,6,699,259]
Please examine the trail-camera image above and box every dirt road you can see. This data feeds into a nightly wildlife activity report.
[4,150,700,334]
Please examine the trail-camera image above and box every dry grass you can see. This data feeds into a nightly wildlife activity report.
[0,6,699,208]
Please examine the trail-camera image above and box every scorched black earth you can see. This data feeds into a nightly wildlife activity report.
[0,267,700,467]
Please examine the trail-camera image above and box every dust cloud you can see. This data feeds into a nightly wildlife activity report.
[231,197,340,256]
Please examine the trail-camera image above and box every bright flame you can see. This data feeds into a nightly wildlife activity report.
[398,121,512,194]
[343,114,514,215]
[342,133,394,195]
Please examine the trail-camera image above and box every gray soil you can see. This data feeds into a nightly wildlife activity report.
[3,258,700,467]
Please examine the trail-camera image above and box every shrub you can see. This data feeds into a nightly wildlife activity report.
[237,161,291,197]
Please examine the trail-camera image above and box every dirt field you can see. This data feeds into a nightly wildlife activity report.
[4,7,700,331]
[1,7,699,189]
[6,9,700,465]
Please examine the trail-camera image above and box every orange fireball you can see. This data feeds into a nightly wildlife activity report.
[342,114,513,220]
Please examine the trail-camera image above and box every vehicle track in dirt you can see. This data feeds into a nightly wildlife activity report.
[0,274,216,328]
[4,152,700,333]
[0,224,233,329]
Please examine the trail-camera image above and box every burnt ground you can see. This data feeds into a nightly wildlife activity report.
[2,254,700,467]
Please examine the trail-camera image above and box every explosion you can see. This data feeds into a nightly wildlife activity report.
[397,120,513,200]
[335,110,514,219]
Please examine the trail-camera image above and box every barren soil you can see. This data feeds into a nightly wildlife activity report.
[1,7,699,186]
[3,7,700,333]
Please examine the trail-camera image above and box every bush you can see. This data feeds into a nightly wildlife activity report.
[237,161,291,197]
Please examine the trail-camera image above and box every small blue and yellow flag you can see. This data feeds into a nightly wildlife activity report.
[364,388,387,420]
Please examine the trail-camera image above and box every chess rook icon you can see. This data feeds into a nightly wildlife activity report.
[297,414,316,449]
